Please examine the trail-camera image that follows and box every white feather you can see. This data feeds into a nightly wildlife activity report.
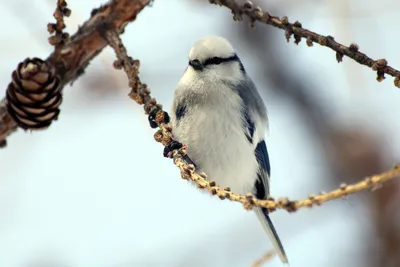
[172,67,259,194]
[188,36,235,62]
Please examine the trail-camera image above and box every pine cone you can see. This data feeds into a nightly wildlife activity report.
[6,58,62,130]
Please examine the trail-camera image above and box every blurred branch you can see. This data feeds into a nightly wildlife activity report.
[251,250,275,267]
[0,0,151,146]
[104,27,400,214]
[210,0,400,88]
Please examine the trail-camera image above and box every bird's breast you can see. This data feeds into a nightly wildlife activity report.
[172,88,259,194]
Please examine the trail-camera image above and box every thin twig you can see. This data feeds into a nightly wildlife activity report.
[48,0,71,47]
[251,250,276,267]
[0,0,151,147]
[209,0,400,88]
[105,29,400,214]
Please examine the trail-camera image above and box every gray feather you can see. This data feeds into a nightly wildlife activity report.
[232,77,268,124]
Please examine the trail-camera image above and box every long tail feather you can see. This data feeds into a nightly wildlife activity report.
[255,207,288,264]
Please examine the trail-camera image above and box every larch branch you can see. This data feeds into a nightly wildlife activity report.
[209,0,400,88]
[0,0,151,147]
[251,250,276,267]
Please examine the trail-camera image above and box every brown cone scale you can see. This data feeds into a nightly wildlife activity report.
[6,58,62,130]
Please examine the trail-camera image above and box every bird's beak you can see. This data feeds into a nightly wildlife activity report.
[189,59,204,71]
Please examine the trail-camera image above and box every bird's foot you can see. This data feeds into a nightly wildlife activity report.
[163,140,183,158]
[148,108,170,128]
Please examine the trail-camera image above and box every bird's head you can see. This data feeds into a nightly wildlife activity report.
[187,36,246,81]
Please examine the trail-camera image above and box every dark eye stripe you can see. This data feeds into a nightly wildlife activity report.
[203,54,239,66]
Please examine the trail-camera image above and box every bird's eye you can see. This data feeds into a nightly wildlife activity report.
[203,55,239,66]
[211,57,223,64]
[210,57,223,65]
[204,57,224,66]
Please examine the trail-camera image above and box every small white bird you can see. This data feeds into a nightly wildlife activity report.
[170,36,288,264]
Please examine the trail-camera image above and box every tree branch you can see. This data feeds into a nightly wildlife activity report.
[251,250,275,267]
[0,0,151,147]
[209,0,400,88]
[104,26,400,214]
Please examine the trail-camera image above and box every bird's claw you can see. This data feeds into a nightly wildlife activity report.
[148,108,170,129]
[163,140,183,158]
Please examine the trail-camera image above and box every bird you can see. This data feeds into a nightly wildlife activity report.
[170,36,288,264]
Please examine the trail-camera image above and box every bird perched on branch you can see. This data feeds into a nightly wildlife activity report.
[170,36,288,264]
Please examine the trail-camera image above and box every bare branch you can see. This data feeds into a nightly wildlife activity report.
[209,0,400,88]
[172,155,400,213]
[251,250,276,267]
[47,0,71,47]
[0,0,151,147]
[104,27,400,214]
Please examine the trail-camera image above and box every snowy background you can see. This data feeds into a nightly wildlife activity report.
[1,1,400,267]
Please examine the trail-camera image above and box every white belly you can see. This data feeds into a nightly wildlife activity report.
[172,102,259,195]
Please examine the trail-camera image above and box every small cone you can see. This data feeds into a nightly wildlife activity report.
[6,58,62,130]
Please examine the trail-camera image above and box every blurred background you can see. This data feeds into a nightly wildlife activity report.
[1,0,400,266]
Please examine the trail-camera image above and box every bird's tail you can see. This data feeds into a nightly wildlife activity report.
[255,207,288,264]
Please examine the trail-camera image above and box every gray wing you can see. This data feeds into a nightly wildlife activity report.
[233,76,270,198]
[235,71,288,263]
[253,139,288,263]
[254,140,271,199]
[235,77,268,130]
